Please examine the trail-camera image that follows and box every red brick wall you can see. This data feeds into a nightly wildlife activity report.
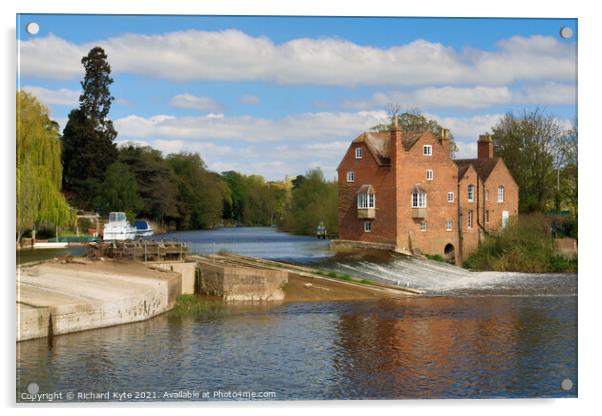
[482,160,519,232]
[337,132,519,264]
[458,166,480,259]
[337,142,396,245]
[394,133,459,259]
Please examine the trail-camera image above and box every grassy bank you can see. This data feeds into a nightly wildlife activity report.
[463,214,577,273]
[316,270,373,285]
[168,294,229,320]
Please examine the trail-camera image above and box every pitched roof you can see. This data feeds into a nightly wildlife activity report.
[351,130,431,165]
[454,157,500,181]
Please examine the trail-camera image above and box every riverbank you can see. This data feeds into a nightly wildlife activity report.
[17,258,182,341]
[17,252,414,341]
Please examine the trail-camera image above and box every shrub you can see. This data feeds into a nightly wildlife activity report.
[464,213,576,273]
[168,294,228,320]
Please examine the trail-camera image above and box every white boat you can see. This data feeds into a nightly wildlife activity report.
[33,241,69,249]
[103,212,137,241]
[134,220,154,238]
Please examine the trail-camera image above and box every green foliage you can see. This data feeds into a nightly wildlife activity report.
[168,294,228,320]
[166,153,227,229]
[221,171,289,226]
[491,109,575,213]
[62,47,118,208]
[372,108,458,157]
[118,145,180,223]
[283,168,338,236]
[16,91,71,241]
[425,254,444,262]
[95,162,142,216]
[463,214,577,273]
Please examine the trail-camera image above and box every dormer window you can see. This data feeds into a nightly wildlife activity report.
[467,184,475,202]
[355,147,363,159]
[423,145,432,156]
[346,171,355,182]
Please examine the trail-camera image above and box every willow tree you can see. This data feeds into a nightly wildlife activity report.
[16,91,71,243]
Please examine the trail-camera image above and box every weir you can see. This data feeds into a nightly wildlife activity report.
[324,253,577,296]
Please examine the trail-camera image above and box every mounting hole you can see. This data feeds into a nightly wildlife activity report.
[561,378,573,391]
[26,22,39,35]
[560,27,573,39]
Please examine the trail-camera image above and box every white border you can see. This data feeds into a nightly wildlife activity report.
[3,1,599,415]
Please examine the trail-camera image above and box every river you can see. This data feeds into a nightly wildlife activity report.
[17,227,577,400]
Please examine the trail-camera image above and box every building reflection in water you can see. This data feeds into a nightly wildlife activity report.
[332,296,576,399]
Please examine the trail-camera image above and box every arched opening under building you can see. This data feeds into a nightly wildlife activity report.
[444,243,455,263]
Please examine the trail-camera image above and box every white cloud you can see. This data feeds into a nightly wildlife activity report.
[239,95,260,105]
[169,93,223,112]
[19,31,575,86]
[21,85,79,107]
[112,109,524,179]
[427,112,504,140]
[114,110,388,143]
[342,83,576,110]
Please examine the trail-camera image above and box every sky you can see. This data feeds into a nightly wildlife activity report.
[16,14,577,181]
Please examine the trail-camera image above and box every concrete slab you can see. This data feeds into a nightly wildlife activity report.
[16,259,181,342]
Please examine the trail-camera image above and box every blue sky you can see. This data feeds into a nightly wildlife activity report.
[17,14,577,180]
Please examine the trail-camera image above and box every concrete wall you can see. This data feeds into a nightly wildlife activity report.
[17,261,181,342]
[196,259,288,301]
[148,261,197,295]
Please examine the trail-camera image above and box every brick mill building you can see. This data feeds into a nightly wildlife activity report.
[335,119,518,264]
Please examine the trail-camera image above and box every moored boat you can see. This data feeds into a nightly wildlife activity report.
[103,212,137,241]
[134,219,154,238]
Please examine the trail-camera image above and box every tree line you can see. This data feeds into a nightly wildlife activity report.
[16,46,338,239]
[16,46,576,244]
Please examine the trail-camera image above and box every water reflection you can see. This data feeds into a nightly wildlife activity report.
[17,296,576,401]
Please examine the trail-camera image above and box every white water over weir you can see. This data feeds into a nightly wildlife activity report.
[326,255,577,296]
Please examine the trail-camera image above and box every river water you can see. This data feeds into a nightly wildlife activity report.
[17,227,577,401]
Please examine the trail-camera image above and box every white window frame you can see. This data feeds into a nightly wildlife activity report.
[423,145,432,156]
[497,186,505,202]
[412,192,427,208]
[420,221,427,232]
[447,192,454,203]
[357,191,376,209]
[355,147,363,159]
[467,184,475,203]
[446,220,453,231]
[467,210,473,229]
[485,189,489,201]
[363,221,372,233]
[346,171,355,182]
[426,169,433,181]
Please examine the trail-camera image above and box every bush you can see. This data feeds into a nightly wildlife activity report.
[463,213,576,273]
[425,254,444,262]
[168,294,228,320]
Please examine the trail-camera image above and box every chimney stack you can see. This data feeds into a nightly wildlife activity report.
[478,134,494,159]
[440,128,449,150]
[390,116,401,165]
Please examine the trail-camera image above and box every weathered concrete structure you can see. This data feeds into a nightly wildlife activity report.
[147,261,197,295]
[194,257,288,301]
[17,260,181,341]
